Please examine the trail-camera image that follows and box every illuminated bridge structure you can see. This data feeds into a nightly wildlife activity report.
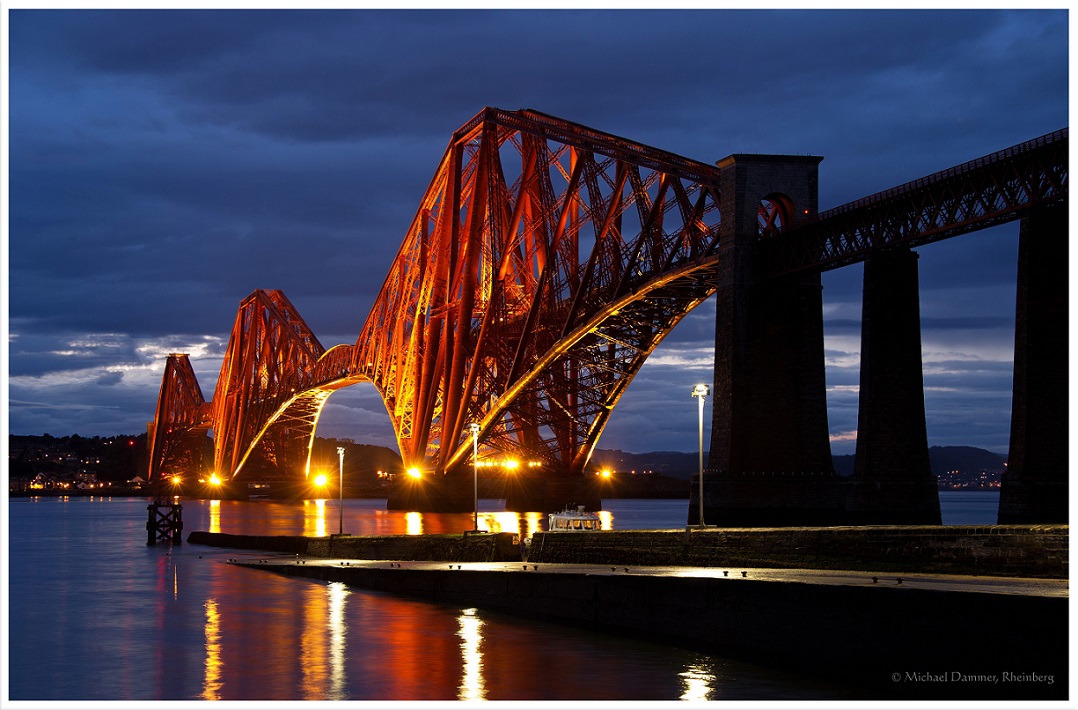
[147,108,1067,523]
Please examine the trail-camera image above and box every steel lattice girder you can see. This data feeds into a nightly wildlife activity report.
[354,107,723,474]
[210,289,332,480]
[761,128,1068,276]
[146,354,210,480]
[148,110,1069,485]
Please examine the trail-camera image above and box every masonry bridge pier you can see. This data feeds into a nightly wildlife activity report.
[147,108,1067,524]
[690,138,1066,526]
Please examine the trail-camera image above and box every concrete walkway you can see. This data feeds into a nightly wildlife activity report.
[227,553,1068,598]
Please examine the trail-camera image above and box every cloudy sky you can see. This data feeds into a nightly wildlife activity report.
[4,7,1069,457]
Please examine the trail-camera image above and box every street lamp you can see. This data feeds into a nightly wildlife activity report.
[691,384,710,528]
[468,422,481,532]
[336,446,345,536]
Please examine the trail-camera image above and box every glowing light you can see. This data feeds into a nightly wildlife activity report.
[328,582,349,700]
[405,511,423,535]
[208,474,221,486]
[171,475,182,486]
[457,608,486,701]
[202,599,222,700]
[303,499,327,538]
[406,467,422,479]
[209,499,221,534]
[679,661,716,701]
[599,469,612,478]
[484,511,524,535]
[314,473,328,487]
[504,460,519,470]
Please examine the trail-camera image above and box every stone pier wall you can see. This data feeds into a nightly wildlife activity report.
[189,525,1067,578]
[525,525,1068,578]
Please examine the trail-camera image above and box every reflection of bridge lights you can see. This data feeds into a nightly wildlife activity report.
[483,512,523,535]
[303,499,327,537]
[201,599,222,701]
[328,582,349,700]
[406,467,422,479]
[679,661,716,701]
[209,499,221,534]
[457,608,486,701]
[405,511,422,535]
[314,473,328,487]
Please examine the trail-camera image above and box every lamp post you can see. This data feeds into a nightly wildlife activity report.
[336,446,345,536]
[468,423,481,532]
[691,384,710,528]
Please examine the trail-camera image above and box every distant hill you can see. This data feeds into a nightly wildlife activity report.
[831,446,1007,478]
[594,446,1007,480]
[590,449,701,478]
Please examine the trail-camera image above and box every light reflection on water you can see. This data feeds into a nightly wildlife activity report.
[457,608,485,701]
[16,495,983,701]
[202,599,222,701]
[679,660,717,701]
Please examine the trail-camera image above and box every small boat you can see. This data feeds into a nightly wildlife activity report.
[548,505,601,531]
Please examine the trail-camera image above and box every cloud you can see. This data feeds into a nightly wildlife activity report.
[5,8,1065,459]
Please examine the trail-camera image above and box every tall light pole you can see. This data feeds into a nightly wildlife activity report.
[337,446,345,536]
[691,384,710,528]
[468,423,481,532]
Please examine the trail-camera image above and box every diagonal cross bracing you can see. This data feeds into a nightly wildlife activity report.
[147,109,1066,485]
[760,128,1068,277]
[352,107,723,476]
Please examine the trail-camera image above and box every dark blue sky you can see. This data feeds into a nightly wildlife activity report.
[4,7,1069,455]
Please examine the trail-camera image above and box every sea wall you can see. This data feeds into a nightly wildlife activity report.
[188,524,1068,578]
[524,525,1068,578]
[187,530,519,562]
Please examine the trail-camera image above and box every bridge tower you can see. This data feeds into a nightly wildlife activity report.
[697,154,848,526]
[846,247,941,524]
[998,202,1068,523]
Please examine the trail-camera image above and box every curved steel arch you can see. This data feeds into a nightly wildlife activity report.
[352,107,723,475]
[148,110,1066,485]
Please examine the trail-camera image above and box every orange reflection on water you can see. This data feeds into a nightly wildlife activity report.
[479,511,520,535]
[523,512,543,536]
[302,499,328,537]
[598,511,614,530]
[300,575,329,699]
[209,499,221,534]
[202,599,222,700]
[299,580,350,699]
[405,512,422,535]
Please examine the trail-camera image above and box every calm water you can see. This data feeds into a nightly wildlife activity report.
[7,493,997,702]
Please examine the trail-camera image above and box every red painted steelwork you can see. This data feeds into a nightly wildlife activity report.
[147,108,724,482]
[147,110,1066,486]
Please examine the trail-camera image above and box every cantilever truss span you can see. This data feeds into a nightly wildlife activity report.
[147,108,725,482]
[147,110,1067,485]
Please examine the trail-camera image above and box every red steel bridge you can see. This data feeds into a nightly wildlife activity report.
[147,107,1066,517]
